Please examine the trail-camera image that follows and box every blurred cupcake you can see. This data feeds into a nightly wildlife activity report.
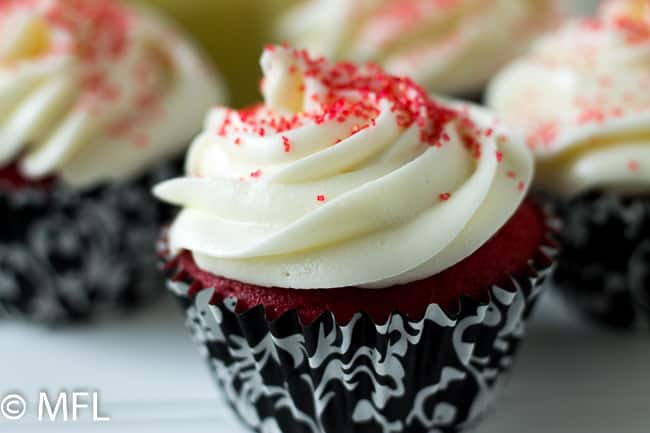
[156,45,556,433]
[487,0,650,330]
[276,0,562,97]
[128,0,301,107]
[0,0,225,323]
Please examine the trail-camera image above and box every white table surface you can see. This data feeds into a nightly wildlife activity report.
[1,289,648,433]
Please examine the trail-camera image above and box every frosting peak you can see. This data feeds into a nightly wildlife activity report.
[487,0,650,197]
[0,0,224,188]
[156,46,532,290]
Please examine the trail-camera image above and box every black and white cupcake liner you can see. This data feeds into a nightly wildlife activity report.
[162,215,557,433]
[554,192,650,331]
[0,161,180,324]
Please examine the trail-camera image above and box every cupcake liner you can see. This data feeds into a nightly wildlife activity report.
[554,192,650,331]
[0,160,181,323]
[161,211,557,433]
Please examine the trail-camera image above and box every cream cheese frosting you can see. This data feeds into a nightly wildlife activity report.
[277,0,562,95]
[487,0,650,198]
[155,45,533,290]
[0,0,224,189]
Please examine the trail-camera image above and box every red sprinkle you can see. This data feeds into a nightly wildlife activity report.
[581,18,603,32]
[527,122,558,150]
[212,45,458,149]
[495,150,504,163]
[250,169,262,178]
[46,0,132,62]
[133,133,149,148]
[316,194,326,202]
[439,192,451,201]
[282,136,291,153]
[614,15,650,45]
[577,107,606,125]
[628,160,640,172]
[598,75,613,88]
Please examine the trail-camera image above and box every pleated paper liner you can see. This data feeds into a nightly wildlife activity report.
[554,191,650,331]
[161,207,558,433]
[0,160,181,323]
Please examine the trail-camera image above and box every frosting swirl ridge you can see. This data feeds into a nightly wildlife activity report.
[155,46,532,289]
[488,0,650,197]
[277,0,561,95]
[0,0,224,188]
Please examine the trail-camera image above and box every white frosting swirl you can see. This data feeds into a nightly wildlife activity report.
[277,0,561,95]
[0,0,224,188]
[488,0,650,197]
[155,46,532,289]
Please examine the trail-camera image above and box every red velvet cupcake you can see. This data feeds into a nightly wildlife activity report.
[0,0,224,322]
[487,0,650,330]
[155,45,556,433]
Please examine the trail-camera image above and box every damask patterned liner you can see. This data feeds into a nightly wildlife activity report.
[0,161,180,323]
[162,212,557,433]
[555,192,650,331]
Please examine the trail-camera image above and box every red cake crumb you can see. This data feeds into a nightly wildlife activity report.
[171,200,551,325]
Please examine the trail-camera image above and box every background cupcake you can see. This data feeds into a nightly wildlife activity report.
[0,0,225,323]
[156,45,556,433]
[276,0,564,97]
[487,0,650,330]
[128,0,301,107]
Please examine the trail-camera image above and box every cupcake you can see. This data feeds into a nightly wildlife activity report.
[276,0,563,97]
[128,0,267,106]
[487,0,650,330]
[129,0,302,107]
[0,0,225,322]
[155,45,556,433]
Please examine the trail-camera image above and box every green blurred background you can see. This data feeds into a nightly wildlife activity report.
[128,0,299,107]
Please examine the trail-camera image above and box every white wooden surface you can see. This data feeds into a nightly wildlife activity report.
[1,290,648,433]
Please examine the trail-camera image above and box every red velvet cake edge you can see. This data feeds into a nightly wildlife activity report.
[165,199,556,325]
[0,163,55,191]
